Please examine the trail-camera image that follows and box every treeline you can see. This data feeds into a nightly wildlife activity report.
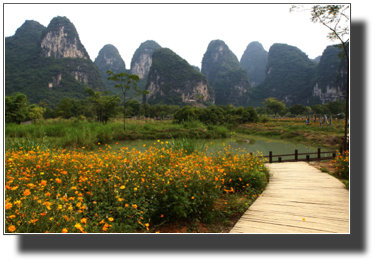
[5,91,347,126]
[5,90,181,124]
[256,97,347,118]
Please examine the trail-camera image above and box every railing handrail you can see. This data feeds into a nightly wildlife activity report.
[259,147,343,163]
[270,150,337,158]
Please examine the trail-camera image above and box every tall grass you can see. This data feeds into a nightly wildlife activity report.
[165,136,207,155]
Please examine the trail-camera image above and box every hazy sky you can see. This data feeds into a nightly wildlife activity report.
[4,2,349,70]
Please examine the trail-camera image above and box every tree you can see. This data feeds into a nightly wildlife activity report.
[291,4,350,151]
[5,92,30,123]
[324,100,345,114]
[107,70,149,130]
[85,88,121,123]
[125,100,141,117]
[263,97,286,116]
[289,104,308,115]
[142,103,151,118]
[246,106,259,122]
[28,104,45,121]
[55,98,73,119]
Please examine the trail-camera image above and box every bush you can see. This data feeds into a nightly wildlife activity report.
[260,115,270,123]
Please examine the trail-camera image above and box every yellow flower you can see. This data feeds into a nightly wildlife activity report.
[120,185,126,189]
[108,217,114,222]
[132,204,137,209]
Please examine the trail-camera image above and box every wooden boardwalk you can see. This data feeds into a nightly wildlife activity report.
[230,162,349,233]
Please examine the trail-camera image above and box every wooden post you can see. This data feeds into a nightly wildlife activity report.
[269,151,272,163]
[333,152,336,159]
[318,148,321,160]
[278,157,282,163]
[340,147,343,156]
[306,155,309,162]
[295,150,298,161]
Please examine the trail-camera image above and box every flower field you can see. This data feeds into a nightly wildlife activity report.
[5,142,269,233]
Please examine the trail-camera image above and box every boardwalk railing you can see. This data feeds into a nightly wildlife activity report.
[261,147,343,163]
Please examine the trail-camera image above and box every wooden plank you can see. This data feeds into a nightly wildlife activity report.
[230,162,349,233]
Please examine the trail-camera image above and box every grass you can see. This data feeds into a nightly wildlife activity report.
[5,118,233,151]
[235,117,346,149]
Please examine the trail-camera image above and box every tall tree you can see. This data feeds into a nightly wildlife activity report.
[106,70,149,130]
[291,4,350,151]
[5,92,30,123]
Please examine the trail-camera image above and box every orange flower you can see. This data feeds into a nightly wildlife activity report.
[41,180,47,186]
[8,225,16,232]
[81,218,87,224]
[191,196,194,200]
[23,189,31,196]
[62,228,68,233]
[5,202,12,210]
[55,178,62,184]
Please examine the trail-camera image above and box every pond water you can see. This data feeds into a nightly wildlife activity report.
[108,135,334,162]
